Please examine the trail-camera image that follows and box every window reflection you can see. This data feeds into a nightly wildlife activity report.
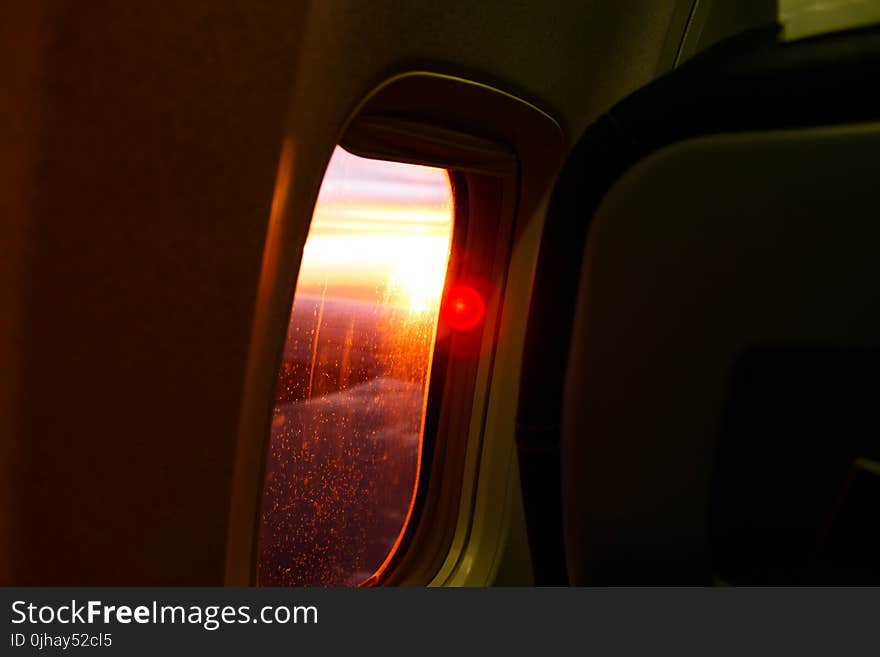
[258,147,454,586]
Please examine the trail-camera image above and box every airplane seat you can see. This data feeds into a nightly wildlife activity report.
[537,22,880,584]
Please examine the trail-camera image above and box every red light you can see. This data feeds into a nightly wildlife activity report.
[441,284,486,331]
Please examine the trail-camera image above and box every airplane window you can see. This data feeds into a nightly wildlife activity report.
[258,146,454,586]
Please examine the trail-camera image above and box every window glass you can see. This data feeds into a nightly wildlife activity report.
[258,147,454,586]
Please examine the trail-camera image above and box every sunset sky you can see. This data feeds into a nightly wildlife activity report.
[295,147,454,312]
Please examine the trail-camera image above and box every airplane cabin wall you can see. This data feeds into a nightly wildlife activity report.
[0,0,691,584]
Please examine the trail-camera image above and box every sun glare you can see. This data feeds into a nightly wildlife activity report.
[296,148,454,312]
[387,235,451,313]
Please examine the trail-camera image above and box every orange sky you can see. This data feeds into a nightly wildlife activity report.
[296,147,454,311]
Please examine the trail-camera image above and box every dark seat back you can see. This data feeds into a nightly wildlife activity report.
[519,23,880,584]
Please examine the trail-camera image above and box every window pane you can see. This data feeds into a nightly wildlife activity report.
[258,147,454,586]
